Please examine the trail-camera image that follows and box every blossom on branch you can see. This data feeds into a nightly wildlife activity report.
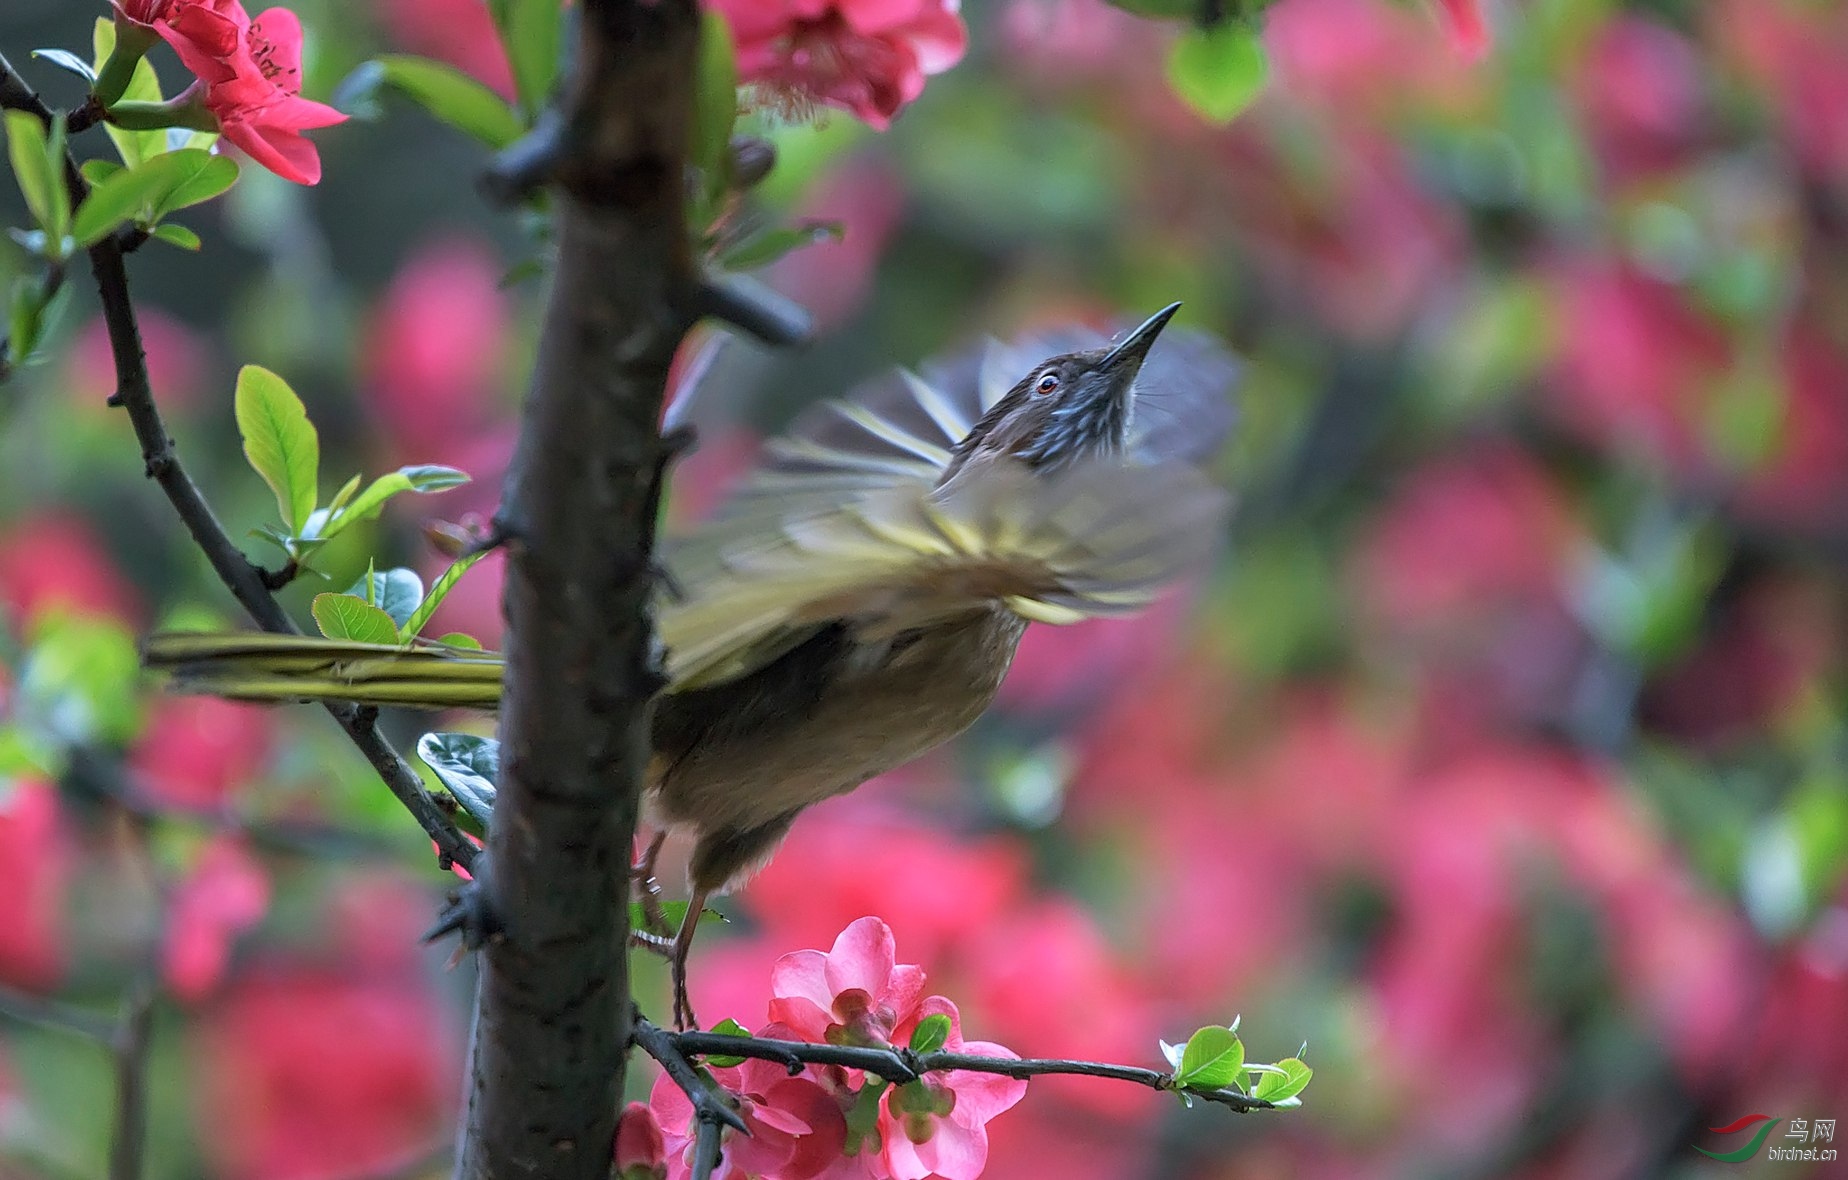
[111,1,345,184]
[881,997,1026,1180]
[650,1040,849,1180]
[769,915,926,1048]
[616,1102,669,1180]
[708,0,967,129]
[656,918,1024,1179]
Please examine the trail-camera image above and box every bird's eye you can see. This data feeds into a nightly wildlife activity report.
[1033,372,1060,396]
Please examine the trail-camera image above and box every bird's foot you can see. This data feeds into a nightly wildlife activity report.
[631,829,672,936]
[672,963,699,1033]
[629,929,675,959]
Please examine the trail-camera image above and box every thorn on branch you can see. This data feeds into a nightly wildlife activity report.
[258,559,299,590]
[425,873,504,952]
[632,1017,752,1147]
[693,276,813,348]
[480,108,567,204]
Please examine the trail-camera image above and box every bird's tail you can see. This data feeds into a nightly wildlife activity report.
[143,633,506,709]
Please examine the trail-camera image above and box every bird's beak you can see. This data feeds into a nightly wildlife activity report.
[1100,302,1182,381]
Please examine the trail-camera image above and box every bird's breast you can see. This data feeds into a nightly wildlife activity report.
[649,607,1028,836]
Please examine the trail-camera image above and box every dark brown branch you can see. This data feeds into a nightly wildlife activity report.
[107,971,156,1180]
[456,2,703,1175]
[662,1025,1278,1114]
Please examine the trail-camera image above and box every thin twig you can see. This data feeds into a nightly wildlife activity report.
[665,1027,1277,1114]
[632,1017,750,1137]
[0,984,115,1043]
[107,971,157,1180]
[0,54,479,874]
[693,275,812,347]
[692,1117,723,1180]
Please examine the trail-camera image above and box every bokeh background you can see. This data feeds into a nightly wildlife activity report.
[3,0,1848,1176]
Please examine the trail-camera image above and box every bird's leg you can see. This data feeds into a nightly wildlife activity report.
[671,887,709,1031]
[632,828,672,936]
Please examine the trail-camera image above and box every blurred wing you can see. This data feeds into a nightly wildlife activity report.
[144,633,505,708]
[659,458,1230,690]
[722,322,1240,519]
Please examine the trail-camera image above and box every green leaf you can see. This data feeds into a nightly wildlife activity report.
[234,364,320,532]
[1251,1057,1312,1105]
[416,731,499,826]
[311,592,402,645]
[356,57,524,150]
[92,19,166,167]
[320,464,470,543]
[1167,22,1269,124]
[1175,1025,1245,1091]
[908,1013,952,1055]
[7,276,73,369]
[71,155,180,246]
[32,49,97,85]
[327,472,363,515]
[692,11,738,195]
[16,612,144,747]
[80,158,123,186]
[5,111,58,238]
[44,116,70,246]
[718,222,843,272]
[149,222,201,250]
[347,567,425,629]
[626,899,726,936]
[700,1017,751,1066]
[399,550,486,641]
[499,0,563,117]
[139,148,238,219]
[435,632,483,650]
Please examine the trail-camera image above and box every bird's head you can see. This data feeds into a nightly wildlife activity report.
[940,302,1181,483]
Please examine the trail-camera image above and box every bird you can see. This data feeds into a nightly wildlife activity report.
[144,303,1239,1027]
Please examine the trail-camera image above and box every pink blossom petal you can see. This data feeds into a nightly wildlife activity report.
[824,917,898,1001]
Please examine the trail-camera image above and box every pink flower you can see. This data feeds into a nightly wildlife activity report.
[67,309,208,413]
[128,697,273,811]
[649,1044,850,1180]
[879,997,1026,1180]
[1570,15,1704,185]
[963,899,1153,1118]
[145,2,346,184]
[0,782,72,992]
[117,1,245,79]
[1267,0,1468,115]
[202,8,347,184]
[1432,0,1488,60]
[709,0,967,129]
[0,513,139,628]
[768,916,925,1047]
[378,0,515,98]
[616,1102,668,1180]
[193,965,460,1180]
[1544,258,1731,471]
[363,239,510,460]
[744,801,1028,969]
[163,834,270,1001]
